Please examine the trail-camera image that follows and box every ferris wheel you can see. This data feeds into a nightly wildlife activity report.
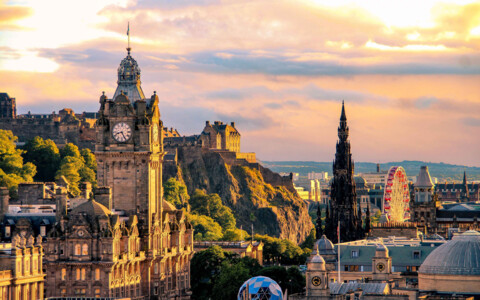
[383,166,410,222]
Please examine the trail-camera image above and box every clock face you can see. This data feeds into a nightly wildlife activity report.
[112,122,132,142]
[152,124,159,143]
[78,230,84,237]
[376,262,386,272]
[311,276,322,286]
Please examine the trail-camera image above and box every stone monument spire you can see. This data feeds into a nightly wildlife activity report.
[326,102,363,243]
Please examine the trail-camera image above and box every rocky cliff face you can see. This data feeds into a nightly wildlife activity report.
[163,146,313,244]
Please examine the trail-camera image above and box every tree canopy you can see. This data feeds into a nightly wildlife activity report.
[22,136,60,182]
[163,177,189,207]
[0,130,36,197]
[190,189,236,232]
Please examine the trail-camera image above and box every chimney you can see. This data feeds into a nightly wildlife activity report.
[377,163,380,173]
[206,121,210,126]
[80,182,92,199]
[55,187,68,221]
[230,122,235,128]
[0,187,9,220]
[95,187,112,210]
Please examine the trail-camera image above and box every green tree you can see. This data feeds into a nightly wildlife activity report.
[190,190,236,231]
[190,245,227,299]
[163,178,189,207]
[56,143,97,195]
[22,136,60,182]
[0,130,36,197]
[60,143,81,159]
[255,234,305,265]
[222,228,250,241]
[255,266,305,294]
[80,148,96,172]
[187,213,223,241]
[211,260,251,300]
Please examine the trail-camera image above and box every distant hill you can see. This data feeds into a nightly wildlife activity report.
[260,160,480,182]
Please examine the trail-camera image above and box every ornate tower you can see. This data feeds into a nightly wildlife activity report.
[306,244,329,297]
[95,47,164,235]
[372,244,392,281]
[326,102,362,243]
[410,166,438,232]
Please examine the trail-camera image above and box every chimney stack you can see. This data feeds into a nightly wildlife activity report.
[95,187,112,210]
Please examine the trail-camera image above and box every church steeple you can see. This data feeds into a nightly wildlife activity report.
[338,100,349,141]
[461,170,470,202]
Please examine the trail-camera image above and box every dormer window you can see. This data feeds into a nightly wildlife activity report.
[40,225,46,237]
[5,226,10,238]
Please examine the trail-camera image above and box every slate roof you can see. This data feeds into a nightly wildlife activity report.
[419,230,480,275]
[71,200,111,217]
[415,166,434,187]
[329,282,389,295]
[337,243,440,267]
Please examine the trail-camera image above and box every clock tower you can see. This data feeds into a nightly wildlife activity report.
[372,243,392,281]
[306,243,329,297]
[95,47,164,234]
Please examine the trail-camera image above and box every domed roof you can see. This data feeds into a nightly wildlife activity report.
[71,200,111,217]
[316,235,335,255]
[238,276,283,300]
[354,176,368,188]
[311,254,326,264]
[113,49,145,103]
[419,230,480,276]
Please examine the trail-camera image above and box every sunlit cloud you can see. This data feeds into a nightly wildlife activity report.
[0,0,480,165]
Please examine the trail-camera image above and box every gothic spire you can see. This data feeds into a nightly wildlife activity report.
[340,100,346,121]
[338,100,349,141]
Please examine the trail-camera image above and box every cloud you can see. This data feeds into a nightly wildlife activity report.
[463,117,480,127]
[0,4,32,30]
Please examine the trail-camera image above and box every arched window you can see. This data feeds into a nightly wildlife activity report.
[74,244,81,256]
[82,244,88,255]
[95,268,100,281]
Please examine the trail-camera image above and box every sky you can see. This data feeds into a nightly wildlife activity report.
[1,0,480,166]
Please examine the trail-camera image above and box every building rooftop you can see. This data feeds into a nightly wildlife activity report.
[418,230,480,276]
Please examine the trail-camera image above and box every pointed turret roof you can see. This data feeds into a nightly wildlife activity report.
[340,100,347,121]
[415,166,434,188]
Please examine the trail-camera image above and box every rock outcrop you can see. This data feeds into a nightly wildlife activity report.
[163,146,313,244]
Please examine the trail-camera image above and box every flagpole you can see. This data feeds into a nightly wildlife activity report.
[127,22,130,53]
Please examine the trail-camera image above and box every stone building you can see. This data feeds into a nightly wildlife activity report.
[0,227,45,299]
[0,93,16,119]
[0,98,97,149]
[409,166,439,234]
[194,241,263,265]
[326,102,363,243]
[200,121,240,153]
[434,171,480,203]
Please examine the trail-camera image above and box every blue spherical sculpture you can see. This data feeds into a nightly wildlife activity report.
[237,276,283,300]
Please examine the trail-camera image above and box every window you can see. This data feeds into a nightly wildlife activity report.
[351,250,359,258]
[81,268,86,280]
[154,263,159,274]
[82,244,88,255]
[76,268,81,280]
[5,226,10,238]
[154,283,159,295]
[74,244,81,256]
[61,268,66,281]
[95,288,101,298]
[413,251,421,259]
[61,289,67,296]
[40,226,46,237]
[95,268,100,281]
